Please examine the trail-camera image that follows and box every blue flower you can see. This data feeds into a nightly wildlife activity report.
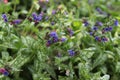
[52,10,56,15]
[108,27,112,31]
[3,71,9,76]
[46,40,52,47]
[95,36,99,40]
[96,7,103,14]
[2,14,7,18]
[95,36,101,42]
[89,32,93,36]
[53,38,59,43]
[101,37,108,42]
[104,27,112,32]
[70,30,74,36]
[2,14,8,22]
[114,20,119,26]
[92,26,98,31]
[68,50,75,56]
[49,31,58,38]
[50,31,59,43]
[32,13,43,21]
[51,22,55,25]
[37,15,42,21]
[83,21,89,26]
[61,38,67,42]
[13,19,21,24]
[32,13,37,21]
[96,22,103,26]
[104,27,109,32]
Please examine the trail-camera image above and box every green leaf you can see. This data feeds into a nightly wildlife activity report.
[72,20,82,30]
[93,53,107,69]
[1,51,10,61]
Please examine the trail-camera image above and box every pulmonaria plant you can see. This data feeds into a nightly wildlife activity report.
[87,19,119,42]
[0,68,9,76]
[68,49,75,56]
[114,20,119,26]
[2,14,8,22]
[46,31,67,46]
[60,38,67,42]
[83,20,89,27]
[32,12,43,22]
[11,19,21,25]
[46,31,59,46]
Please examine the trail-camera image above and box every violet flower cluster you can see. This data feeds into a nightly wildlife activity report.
[68,49,75,56]
[0,68,9,76]
[2,14,8,22]
[84,19,119,42]
[32,12,43,22]
[2,14,21,25]
[46,31,67,47]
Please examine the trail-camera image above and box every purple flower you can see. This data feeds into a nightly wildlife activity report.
[2,14,8,22]
[51,22,55,25]
[52,10,56,15]
[92,26,98,31]
[4,18,8,22]
[0,68,9,76]
[2,14,7,18]
[46,31,59,46]
[104,27,112,32]
[102,29,105,34]
[114,20,119,26]
[37,15,42,21]
[95,36,99,40]
[83,21,89,26]
[67,28,74,36]
[101,37,108,42]
[70,30,74,36]
[108,27,112,31]
[95,36,101,42]
[49,31,58,38]
[3,71,9,76]
[13,19,21,24]
[89,32,93,36]
[96,22,103,26]
[46,40,52,47]
[61,38,67,42]
[53,38,59,43]
[105,27,109,31]
[32,13,37,17]
[96,7,103,14]
[32,13,37,21]
[68,50,75,56]
[39,12,44,16]
[32,13,43,21]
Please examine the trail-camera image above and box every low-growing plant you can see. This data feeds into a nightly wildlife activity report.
[0,0,120,80]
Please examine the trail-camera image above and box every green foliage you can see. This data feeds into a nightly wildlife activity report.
[0,0,120,80]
